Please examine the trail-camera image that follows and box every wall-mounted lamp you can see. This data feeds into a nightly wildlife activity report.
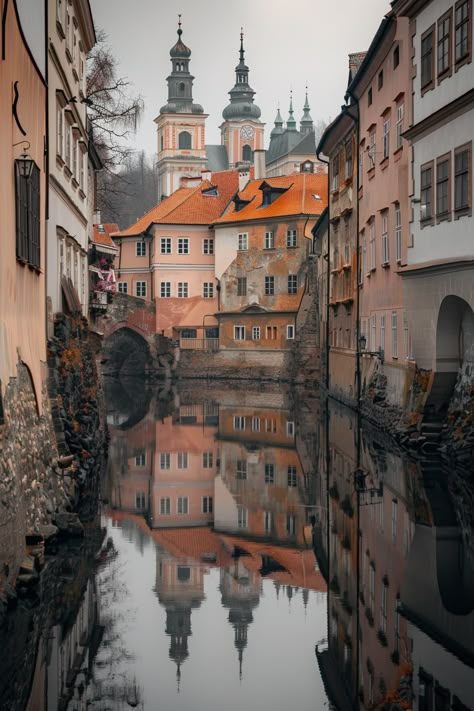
[13,140,34,178]
[358,334,384,362]
[411,197,421,204]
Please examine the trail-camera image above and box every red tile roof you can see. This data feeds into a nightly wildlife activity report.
[112,170,241,238]
[92,223,119,248]
[213,173,328,225]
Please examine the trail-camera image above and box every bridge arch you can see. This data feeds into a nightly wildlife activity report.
[102,325,152,378]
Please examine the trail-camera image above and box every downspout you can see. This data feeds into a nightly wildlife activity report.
[315,153,330,392]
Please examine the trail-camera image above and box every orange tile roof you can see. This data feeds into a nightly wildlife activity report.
[213,173,328,225]
[92,223,119,248]
[112,170,240,237]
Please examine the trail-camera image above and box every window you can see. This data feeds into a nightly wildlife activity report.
[136,241,146,257]
[242,144,252,162]
[421,26,435,90]
[286,514,296,536]
[177,282,189,298]
[79,151,85,190]
[252,326,260,340]
[420,163,434,222]
[393,44,400,68]
[454,143,471,212]
[177,496,189,514]
[160,453,171,470]
[369,220,376,270]
[238,233,248,251]
[380,581,388,634]
[286,325,295,340]
[234,416,245,431]
[203,282,214,298]
[136,492,146,509]
[266,325,277,340]
[396,104,404,150]
[288,274,298,294]
[381,211,389,264]
[265,418,276,433]
[118,281,128,294]
[380,314,386,354]
[438,11,452,77]
[160,237,171,254]
[287,466,297,487]
[160,497,171,515]
[202,496,213,514]
[264,231,274,249]
[455,0,471,65]
[177,452,188,469]
[177,566,190,582]
[236,460,247,480]
[436,155,450,218]
[264,511,273,533]
[286,421,295,437]
[135,453,146,466]
[368,131,376,169]
[203,451,213,468]
[65,125,71,168]
[383,119,390,160]
[234,325,245,341]
[286,229,297,247]
[391,499,398,542]
[15,161,41,269]
[265,276,275,295]
[237,506,248,529]
[177,237,189,254]
[331,154,340,192]
[370,314,377,352]
[252,416,260,431]
[392,311,398,358]
[178,131,192,149]
[57,106,64,157]
[265,463,274,483]
[368,87,373,106]
[181,329,197,339]
[135,281,146,298]
[56,0,64,28]
[345,141,353,180]
[202,238,214,254]
[237,277,247,296]
[160,281,171,298]
[378,69,384,90]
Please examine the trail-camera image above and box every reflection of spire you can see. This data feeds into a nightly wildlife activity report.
[303,588,309,610]
[286,585,294,603]
[177,663,181,693]
[274,580,281,599]
[229,607,253,681]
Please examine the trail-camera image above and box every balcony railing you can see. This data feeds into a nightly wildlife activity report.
[179,338,219,352]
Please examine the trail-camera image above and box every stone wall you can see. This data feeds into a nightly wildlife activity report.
[176,347,292,381]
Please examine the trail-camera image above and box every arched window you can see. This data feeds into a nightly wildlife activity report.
[242,144,252,162]
[175,63,181,72]
[179,131,192,149]
[181,62,185,71]
[177,82,186,96]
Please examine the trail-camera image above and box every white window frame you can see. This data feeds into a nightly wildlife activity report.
[202,238,214,255]
[203,282,214,298]
[237,506,248,529]
[286,421,295,437]
[380,314,385,354]
[118,281,128,294]
[286,513,296,536]
[203,451,213,468]
[383,118,390,160]
[369,221,376,270]
[252,416,260,432]
[237,232,248,251]
[288,274,298,294]
[177,452,188,469]
[264,510,273,533]
[234,325,245,341]
[177,237,189,255]
[381,212,389,265]
[368,131,376,169]
[392,311,398,359]
[160,237,172,254]
[265,276,275,295]
[265,463,274,483]
[202,496,213,514]
[286,324,295,340]
[177,282,189,298]
[252,326,260,340]
[160,497,171,515]
[177,496,189,514]
[135,281,147,298]
[135,453,146,467]
[395,204,402,262]
[396,104,404,150]
[264,231,274,249]
[57,105,64,158]
[136,241,147,257]
[286,229,297,248]
[236,460,247,479]
[370,313,377,352]
[287,465,297,487]
[160,281,171,298]
[233,416,245,431]
[160,453,170,470]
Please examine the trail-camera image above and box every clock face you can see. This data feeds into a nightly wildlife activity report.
[240,125,255,140]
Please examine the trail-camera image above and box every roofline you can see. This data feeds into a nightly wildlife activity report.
[346,15,394,97]
[215,308,299,318]
[211,211,323,229]
[311,207,329,237]
[316,108,353,156]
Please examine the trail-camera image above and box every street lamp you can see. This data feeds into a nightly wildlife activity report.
[358,334,384,363]
[17,151,35,179]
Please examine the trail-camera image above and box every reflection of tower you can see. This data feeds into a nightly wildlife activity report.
[166,604,192,691]
[220,556,260,679]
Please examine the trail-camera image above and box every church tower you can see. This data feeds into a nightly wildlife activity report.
[155,17,208,201]
[220,31,265,169]
[299,87,314,135]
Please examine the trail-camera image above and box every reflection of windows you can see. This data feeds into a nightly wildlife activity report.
[252,416,260,431]
[263,510,272,533]
[202,496,213,513]
[160,453,170,470]
[236,460,247,479]
[160,497,171,515]
[286,421,295,437]
[238,506,248,529]
[136,492,146,509]
[264,463,274,484]
[177,452,188,469]
[234,416,245,431]
[177,566,190,582]
[286,514,296,536]
[234,326,245,341]
[177,496,189,514]
[252,326,260,340]
[287,466,297,487]
[135,452,146,466]
[203,451,213,468]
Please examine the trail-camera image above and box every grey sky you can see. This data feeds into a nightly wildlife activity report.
[90,0,391,158]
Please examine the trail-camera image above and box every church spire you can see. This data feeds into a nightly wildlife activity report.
[287,90,297,131]
[271,104,284,137]
[300,85,314,135]
[222,29,261,121]
[160,16,204,115]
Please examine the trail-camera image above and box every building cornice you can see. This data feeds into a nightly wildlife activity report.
[403,89,474,142]
[398,257,474,277]
[49,174,88,228]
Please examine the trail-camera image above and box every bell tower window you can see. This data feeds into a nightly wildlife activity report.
[242,144,252,162]
[179,131,192,149]
[178,82,186,96]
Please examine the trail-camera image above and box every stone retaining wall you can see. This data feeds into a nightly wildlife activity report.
[176,348,292,381]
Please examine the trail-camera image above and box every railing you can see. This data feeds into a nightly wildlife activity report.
[179,338,219,352]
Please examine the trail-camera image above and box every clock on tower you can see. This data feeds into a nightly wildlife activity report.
[240,125,255,140]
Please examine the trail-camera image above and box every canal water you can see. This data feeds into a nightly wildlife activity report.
[1,379,473,711]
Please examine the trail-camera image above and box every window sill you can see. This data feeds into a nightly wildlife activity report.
[437,68,452,85]
[56,20,65,39]
[381,262,390,269]
[71,177,79,190]
[65,47,73,64]
[368,168,375,181]
[420,82,434,96]
[454,207,472,219]
[286,245,298,249]
[331,189,340,198]
[64,165,72,178]
[344,176,353,187]
[380,157,389,170]
[78,188,86,200]
[420,218,434,229]
[455,54,472,72]
[56,154,65,168]
[72,67,79,83]
[436,212,451,224]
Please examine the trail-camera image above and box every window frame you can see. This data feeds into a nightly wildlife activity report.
[237,276,247,296]
[135,281,147,297]
[396,103,404,150]
[437,9,453,81]
[421,24,435,94]
[454,141,472,216]
[202,237,214,255]
[117,281,128,294]
[177,237,190,255]
[368,131,376,170]
[177,496,189,514]
[286,324,295,340]
[202,282,214,298]
[136,240,147,257]
[381,210,389,265]
[234,325,246,341]
[265,275,275,295]
[252,326,260,340]
[237,232,248,251]
[286,229,298,248]
[160,281,171,298]
[177,282,189,298]
[264,231,275,249]
[383,118,390,160]
[160,237,172,254]
[395,204,402,263]
[436,152,451,222]
[369,219,376,270]
[287,274,298,294]
[392,311,398,359]
[420,160,435,226]
[15,160,41,270]
[160,497,171,515]
[287,465,297,487]
[454,0,472,69]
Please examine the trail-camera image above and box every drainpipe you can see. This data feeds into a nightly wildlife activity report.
[315,152,330,392]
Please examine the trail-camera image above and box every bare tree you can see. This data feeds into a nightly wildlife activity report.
[86,31,144,211]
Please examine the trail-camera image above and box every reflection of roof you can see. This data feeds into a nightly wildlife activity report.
[213,173,327,225]
[112,171,240,237]
[108,512,326,592]
[92,223,119,248]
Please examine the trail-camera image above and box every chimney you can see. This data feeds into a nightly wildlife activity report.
[348,52,367,82]
[201,169,212,183]
[254,149,266,180]
[180,176,202,188]
[238,167,250,192]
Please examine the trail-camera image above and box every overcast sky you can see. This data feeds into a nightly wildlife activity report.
[90,0,391,158]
